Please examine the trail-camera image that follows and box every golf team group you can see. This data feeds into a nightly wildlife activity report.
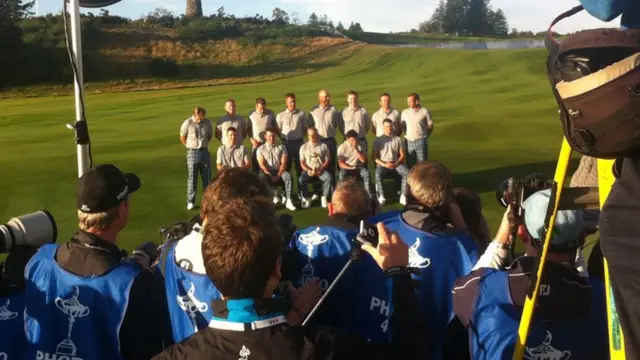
[179,90,433,210]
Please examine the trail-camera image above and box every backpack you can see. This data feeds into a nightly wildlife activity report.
[546,5,640,159]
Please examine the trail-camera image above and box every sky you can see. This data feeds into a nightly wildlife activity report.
[36,0,617,34]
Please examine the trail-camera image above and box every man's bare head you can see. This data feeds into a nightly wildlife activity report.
[329,177,373,219]
[318,89,330,106]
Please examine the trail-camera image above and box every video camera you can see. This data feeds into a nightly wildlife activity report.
[495,173,553,256]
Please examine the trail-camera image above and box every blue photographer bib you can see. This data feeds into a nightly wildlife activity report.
[469,270,609,360]
[289,225,393,342]
[22,244,140,360]
[160,242,221,343]
[0,291,26,360]
[381,213,479,359]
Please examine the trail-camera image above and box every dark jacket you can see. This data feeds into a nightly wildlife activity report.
[152,273,429,360]
[55,230,167,360]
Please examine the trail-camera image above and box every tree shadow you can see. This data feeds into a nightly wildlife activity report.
[452,159,581,195]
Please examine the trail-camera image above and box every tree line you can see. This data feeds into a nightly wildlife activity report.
[419,0,509,36]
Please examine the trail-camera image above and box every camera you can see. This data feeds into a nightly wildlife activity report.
[0,211,57,254]
[354,220,379,248]
[496,173,553,210]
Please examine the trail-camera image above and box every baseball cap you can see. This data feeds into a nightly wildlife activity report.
[523,188,584,248]
[76,164,141,213]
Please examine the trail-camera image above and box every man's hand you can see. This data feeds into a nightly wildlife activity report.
[361,223,409,271]
[284,279,323,325]
[384,162,395,169]
[250,138,260,148]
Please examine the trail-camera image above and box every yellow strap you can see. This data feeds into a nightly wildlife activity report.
[513,138,573,360]
[598,158,626,359]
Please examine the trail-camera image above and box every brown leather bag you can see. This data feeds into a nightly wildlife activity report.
[546,5,640,159]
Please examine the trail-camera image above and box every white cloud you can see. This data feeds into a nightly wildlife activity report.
[278,0,617,33]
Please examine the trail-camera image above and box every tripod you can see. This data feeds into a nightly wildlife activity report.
[512,137,626,360]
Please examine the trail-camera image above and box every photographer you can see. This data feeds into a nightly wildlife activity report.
[377,160,479,360]
[153,173,429,360]
[285,177,393,342]
[22,164,166,360]
[448,189,609,359]
[157,168,322,344]
[0,246,37,359]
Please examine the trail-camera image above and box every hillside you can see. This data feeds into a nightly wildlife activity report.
[0,44,574,251]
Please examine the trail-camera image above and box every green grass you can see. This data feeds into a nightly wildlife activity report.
[0,45,581,253]
[349,31,545,45]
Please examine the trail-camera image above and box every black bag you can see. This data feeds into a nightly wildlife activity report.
[546,5,640,159]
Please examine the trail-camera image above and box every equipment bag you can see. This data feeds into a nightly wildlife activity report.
[546,5,640,159]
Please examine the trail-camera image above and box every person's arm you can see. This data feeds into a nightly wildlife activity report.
[395,111,403,137]
[372,141,384,166]
[472,209,511,271]
[395,140,406,165]
[580,0,634,21]
[300,146,311,173]
[258,151,271,175]
[278,150,288,177]
[363,109,370,135]
[120,271,167,360]
[355,143,366,164]
[426,109,434,135]
[337,146,352,170]
[216,148,224,172]
[207,120,214,142]
[400,111,407,134]
[337,111,345,136]
[179,121,188,146]
[215,119,222,141]
[320,147,331,171]
[242,147,251,169]
[371,114,377,135]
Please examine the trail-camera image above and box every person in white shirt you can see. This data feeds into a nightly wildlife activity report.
[373,119,409,205]
[337,130,372,198]
[216,99,247,147]
[248,97,277,173]
[180,107,214,210]
[216,127,250,172]
[257,127,296,211]
[371,93,402,137]
[276,93,308,178]
[339,90,370,155]
[299,127,332,209]
[401,93,434,168]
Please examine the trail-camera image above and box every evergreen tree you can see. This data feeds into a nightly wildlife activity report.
[443,0,469,35]
[336,21,345,32]
[308,12,319,25]
[465,0,490,35]
[425,0,446,33]
[492,9,508,36]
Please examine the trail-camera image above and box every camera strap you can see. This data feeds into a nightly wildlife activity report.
[403,203,449,233]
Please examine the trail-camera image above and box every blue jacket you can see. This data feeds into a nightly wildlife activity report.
[22,244,141,360]
[0,290,26,360]
[380,212,479,359]
[287,215,394,342]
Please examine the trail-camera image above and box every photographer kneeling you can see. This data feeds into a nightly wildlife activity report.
[448,189,609,359]
[154,185,429,359]
[22,164,166,360]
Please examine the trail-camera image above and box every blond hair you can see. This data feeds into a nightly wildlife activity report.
[407,160,453,209]
[77,208,119,231]
[332,178,372,218]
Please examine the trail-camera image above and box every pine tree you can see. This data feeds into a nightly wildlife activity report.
[308,12,319,25]
[426,0,446,33]
[465,0,490,35]
[492,9,509,36]
[443,0,469,35]
[336,21,345,32]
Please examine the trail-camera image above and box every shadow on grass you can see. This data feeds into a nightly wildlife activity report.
[453,159,581,195]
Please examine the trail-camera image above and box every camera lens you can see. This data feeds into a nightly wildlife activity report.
[496,179,510,208]
[0,224,15,253]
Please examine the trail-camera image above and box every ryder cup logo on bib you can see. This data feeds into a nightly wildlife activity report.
[298,228,330,290]
[0,299,18,321]
[177,282,209,333]
[36,287,91,360]
[408,239,431,269]
[525,331,571,360]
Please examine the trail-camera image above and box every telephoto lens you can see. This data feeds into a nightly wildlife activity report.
[0,211,57,254]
